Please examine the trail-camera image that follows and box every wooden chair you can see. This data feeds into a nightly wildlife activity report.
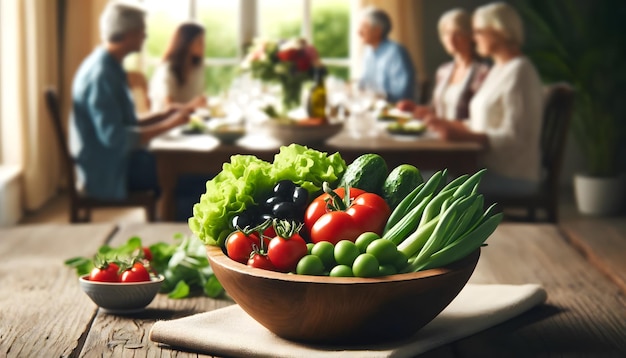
[490,83,575,222]
[44,87,158,223]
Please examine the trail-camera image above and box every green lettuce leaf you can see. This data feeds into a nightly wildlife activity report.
[189,145,347,247]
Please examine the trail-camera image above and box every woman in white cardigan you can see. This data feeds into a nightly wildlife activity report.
[399,8,490,121]
[425,2,544,195]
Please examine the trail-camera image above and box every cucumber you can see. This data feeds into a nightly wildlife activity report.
[338,154,388,194]
[382,164,424,209]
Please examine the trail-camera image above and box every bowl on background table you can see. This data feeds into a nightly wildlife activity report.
[79,275,164,314]
[205,245,480,345]
[261,120,343,145]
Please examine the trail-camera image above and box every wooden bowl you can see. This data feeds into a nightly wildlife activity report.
[263,121,343,145]
[206,246,479,344]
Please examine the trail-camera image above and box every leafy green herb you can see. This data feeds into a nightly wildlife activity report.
[64,234,223,299]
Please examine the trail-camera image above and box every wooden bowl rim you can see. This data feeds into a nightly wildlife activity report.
[265,121,344,131]
[206,245,479,284]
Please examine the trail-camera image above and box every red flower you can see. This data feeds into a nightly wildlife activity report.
[277,49,298,62]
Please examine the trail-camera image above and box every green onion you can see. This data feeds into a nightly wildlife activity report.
[383,182,424,233]
[382,193,432,245]
[416,212,503,271]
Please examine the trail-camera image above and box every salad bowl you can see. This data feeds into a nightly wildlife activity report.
[206,245,479,345]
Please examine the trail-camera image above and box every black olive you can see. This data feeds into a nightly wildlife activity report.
[232,211,255,230]
[292,187,309,209]
[273,180,296,199]
[272,202,296,219]
[264,196,282,209]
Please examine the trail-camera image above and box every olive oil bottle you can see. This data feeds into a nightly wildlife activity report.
[307,67,327,119]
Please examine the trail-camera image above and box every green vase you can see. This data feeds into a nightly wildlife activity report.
[281,81,302,114]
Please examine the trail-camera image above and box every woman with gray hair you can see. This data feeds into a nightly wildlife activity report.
[69,1,197,201]
[425,2,544,196]
[398,8,490,121]
[358,6,416,103]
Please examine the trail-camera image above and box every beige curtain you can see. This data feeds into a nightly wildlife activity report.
[0,0,108,212]
[351,0,425,83]
[0,0,60,211]
[62,0,109,123]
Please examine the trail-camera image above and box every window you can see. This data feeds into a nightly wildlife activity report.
[130,0,352,96]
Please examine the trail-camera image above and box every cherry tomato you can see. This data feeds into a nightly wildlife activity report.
[267,234,308,272]
[89,262,120,282]
[121,262,151,282]
[142,247,153,261]
[226,231,270,264]
[247,252,276,271]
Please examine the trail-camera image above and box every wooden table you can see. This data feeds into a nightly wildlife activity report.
[1,222,625,357]
[150,129,483,221]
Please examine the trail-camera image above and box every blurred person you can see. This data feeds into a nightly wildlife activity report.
[149,22,207,112]
[69,1,197,201]
[424,2,544,195]
[358,6,416,103]
[398,8,489,120]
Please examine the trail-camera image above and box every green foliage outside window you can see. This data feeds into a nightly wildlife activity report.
[141,1,350,96]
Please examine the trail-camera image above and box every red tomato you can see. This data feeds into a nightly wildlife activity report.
[247,252,277,271]
[267,234,308,272]
[347,193,391,233]
[306,188,390,244]
[226,231,270,264]
[120,262,151,282]
[142,247,153,261]
[310,211,362,245]
[89,262,120,282]
[304,187,366,235]
[263,226,277,239]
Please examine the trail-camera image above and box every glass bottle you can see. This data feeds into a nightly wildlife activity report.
[307,67,327,119]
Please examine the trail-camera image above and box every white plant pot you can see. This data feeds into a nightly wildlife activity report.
[574,174,625,216]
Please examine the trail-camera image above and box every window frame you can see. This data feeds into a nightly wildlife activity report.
[135,0,353,83]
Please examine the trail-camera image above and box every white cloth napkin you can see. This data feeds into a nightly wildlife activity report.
[149,283,547,358]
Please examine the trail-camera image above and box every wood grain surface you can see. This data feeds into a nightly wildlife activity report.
[2,222,625,357]
[0,224,116,358]
[560,216,626,294]
[462,224,626,357]
[78,223,232,357]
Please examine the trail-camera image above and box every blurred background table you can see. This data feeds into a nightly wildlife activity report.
[149,128,483,222]
[1,223,625,356]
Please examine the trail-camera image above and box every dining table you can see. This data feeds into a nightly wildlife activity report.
[1,221,625,357]
[149,124,484,221]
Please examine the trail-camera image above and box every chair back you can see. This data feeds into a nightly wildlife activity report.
[44,87,79,200]
[540,83,575,191]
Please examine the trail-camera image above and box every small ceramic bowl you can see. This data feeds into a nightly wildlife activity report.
[79,275,164,314]
[206,246,479,345]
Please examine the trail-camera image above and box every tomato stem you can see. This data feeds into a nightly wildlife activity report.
[273,219,304,239]
[322,182,350,211]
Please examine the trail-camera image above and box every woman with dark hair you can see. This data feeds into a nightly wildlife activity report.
[149,22,207,112]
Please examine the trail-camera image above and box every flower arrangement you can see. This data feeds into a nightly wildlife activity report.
[242,37,321,114]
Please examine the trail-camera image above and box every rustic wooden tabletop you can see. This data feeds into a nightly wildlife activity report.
[1,223,624,357]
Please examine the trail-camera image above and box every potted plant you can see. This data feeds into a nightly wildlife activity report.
[517,0,626,215]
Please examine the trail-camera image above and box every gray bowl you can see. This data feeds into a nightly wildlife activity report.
[79,275,164,314]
